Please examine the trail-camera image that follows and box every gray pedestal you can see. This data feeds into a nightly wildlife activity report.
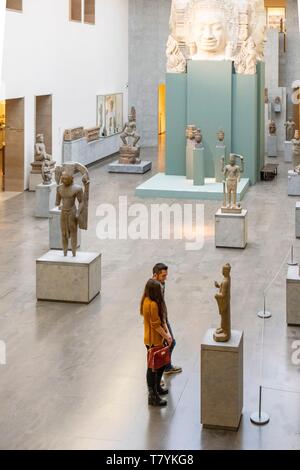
[288,171,300,196]
[35,183,57,218]
[285,141,293,163]
[29,173,43,192]
[108,160,152,174]
[296,203,300,238]
[214,145,226,183]
[49,207,81,250]
[267,135,277,157]
[186,145,194,180]
[215,209,248,249]
[36,251,101,304]
[193,147,205,186]
[286,266,300,326]
[201,329,244,431]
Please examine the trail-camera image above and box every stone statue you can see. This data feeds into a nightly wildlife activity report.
[194,128,203,147]
[217,130,225,144]
[234,36,258,75]
[285,118,296,142]
[166,35,187,73]
[31,134,55,175]
[41,160,53,185]
[55,162,90,257]
[292,130,300,170]
[269,120,276,136]
[214,263,231,343]
[167,0,266,73]
[119,111,141,164]
[222,153,244,213]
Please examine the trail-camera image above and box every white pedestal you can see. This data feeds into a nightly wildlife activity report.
[296,203,300,239]
[201,329,244,431]
[284,141,293,163]
[108,160,152,174]
[267,135,277,157]
[35,183,57,218]
[29,173,43,192]
[286,266,300,326]
[288,171,300,196]
[49,207,81,250]
[36,251,101,304]
[215,209,248,249]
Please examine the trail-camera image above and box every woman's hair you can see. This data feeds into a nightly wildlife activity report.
[140,279,164,321]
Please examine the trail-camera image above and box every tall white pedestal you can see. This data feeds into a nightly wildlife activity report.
[286,266,300,326]
[35,183,57,218]
[36,251,101,304]
[49,207,81,250]
[284,141,293,163]
[267,135,277,157]
[29,173,43,192]
[288,171,300,196]
[215,209,248,249]
[296,203,300,238]
[201,329,244,431]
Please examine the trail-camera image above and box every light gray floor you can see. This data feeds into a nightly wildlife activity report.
[0,148,300,450]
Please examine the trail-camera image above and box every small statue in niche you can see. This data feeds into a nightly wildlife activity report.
[214,263,232,343]
[41,160,53,185]
[222,154,244,213]
[285,118,296,142]
[292,130,300,170]
[269,120,276,136]
[119,110,141,164]
[31,134,55,175]
[55,163,90,257]
[166,35,186,73]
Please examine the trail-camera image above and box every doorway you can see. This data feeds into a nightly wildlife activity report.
[35,95,52,154]
[5,98,25,192]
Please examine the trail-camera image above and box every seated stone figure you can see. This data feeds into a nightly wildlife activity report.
[119,110,141,164]
[31,134,55,175]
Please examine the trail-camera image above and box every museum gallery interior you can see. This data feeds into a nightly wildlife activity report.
[1,0,300,451]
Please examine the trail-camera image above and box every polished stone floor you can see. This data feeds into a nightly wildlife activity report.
[0,147,300,450]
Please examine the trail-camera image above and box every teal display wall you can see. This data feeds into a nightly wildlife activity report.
[165,61,265,185]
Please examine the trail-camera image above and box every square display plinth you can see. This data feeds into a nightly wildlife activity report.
[201,329,244,431]
[267,135,277,157]
[296,202,300,239]
[215,209,248,248]
[285,141,293,163]
[36,251,101,304]
[136,173,250,201]
[286,266,300,326]
[288,171,300,196]
[108,161,152,174]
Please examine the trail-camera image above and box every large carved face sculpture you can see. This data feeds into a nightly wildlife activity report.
[194,8,227,58]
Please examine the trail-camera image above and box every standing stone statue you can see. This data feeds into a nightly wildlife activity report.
[55,163,90,257]
[292,130,300,171]
[119,111,141,164]
[214,263,232,343]
[222,154,244,213]
[285,118,296,142]
[41,160,53,185]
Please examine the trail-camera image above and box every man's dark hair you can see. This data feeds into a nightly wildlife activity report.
[153,263,168,276]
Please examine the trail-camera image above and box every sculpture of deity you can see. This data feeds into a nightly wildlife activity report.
[285,117,296,142]
[194,128,203,147]
[55,163,90,257]
[234,36,257,75]
[166,35,187,73]
[217,129,225,144]
[119,110,141,164]
[214,263,231,343]
[41,160,53,185]
[191,6,228,61]
[31,134,55,175]
[222,153,244,212]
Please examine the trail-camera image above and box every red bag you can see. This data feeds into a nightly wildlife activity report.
[147,346,171,371]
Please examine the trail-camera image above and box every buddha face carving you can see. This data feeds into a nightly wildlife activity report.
[194,9,227,57]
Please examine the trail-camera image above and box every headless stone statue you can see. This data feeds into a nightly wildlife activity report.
[214,264,231,343]
[55,163,90,257]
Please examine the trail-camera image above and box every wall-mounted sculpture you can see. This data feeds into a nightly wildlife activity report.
[55,163,90,257]
[167,0,265,74]
[214,263,232,343]
[269,120,276,136]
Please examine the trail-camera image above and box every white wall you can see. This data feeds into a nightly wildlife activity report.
[2,0,129,189]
